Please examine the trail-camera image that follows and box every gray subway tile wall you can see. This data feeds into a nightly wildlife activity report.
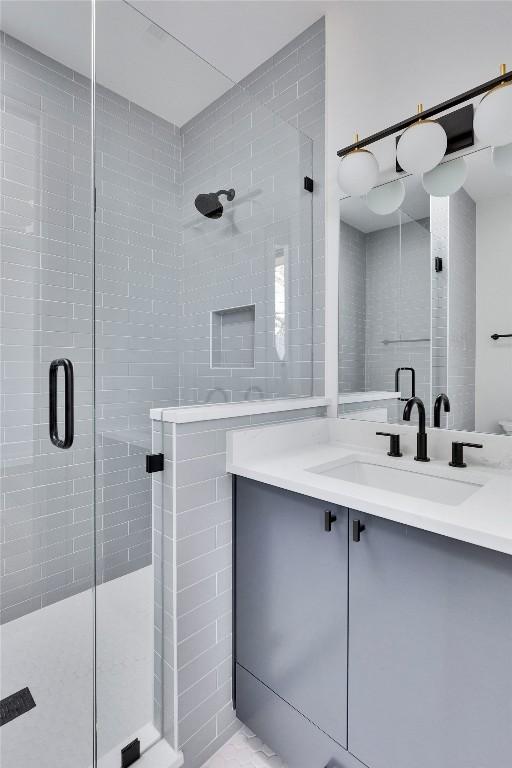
[430,198,449,406]
[0,31,181,623]
[430,190,476,431]
[1,13,326,765]
[1,31,96,624]
[94,81,181,590]
[339,217,432,424]
[446,188,476,430]
[154,405,327,768]
[339,221,366,393]
[179,18,325,405]
[1,17,325,656]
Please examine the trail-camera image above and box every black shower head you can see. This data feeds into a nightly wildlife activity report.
[194,188,235,219]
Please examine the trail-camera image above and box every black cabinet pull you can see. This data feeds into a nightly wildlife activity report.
[324,510,337,532]
[353,519,366,542]
[49,359,74,449]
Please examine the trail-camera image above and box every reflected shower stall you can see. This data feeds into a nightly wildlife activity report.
[0,1,318,766]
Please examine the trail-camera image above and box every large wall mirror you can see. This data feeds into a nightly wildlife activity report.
[338,146,512,436]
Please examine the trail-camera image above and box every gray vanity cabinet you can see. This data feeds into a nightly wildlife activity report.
[235,477,348,749]
[348,509,512,768]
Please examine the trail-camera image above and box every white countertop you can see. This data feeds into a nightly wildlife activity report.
[227,417,512,556]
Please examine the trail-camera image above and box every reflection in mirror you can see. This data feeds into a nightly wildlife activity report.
[338,146,512,436]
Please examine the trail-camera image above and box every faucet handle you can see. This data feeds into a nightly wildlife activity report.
[376,431,402,458]
[449,441,483,468]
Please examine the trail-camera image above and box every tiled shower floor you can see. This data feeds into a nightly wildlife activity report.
[0,567,155,768]
[202,725,287,768]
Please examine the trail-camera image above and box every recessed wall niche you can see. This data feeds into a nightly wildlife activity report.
[210,305,256,369]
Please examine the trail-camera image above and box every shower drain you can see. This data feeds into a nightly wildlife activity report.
[0,687,36,727]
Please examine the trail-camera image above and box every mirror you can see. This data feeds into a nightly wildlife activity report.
[338,146,512,436]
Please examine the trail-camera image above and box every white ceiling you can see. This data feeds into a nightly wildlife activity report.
[0,0,325,126]
[129,1,326,84]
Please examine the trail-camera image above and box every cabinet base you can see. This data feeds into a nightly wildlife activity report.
[236,665,363,768]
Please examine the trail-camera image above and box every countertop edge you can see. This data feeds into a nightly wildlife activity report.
[227,460,512,557]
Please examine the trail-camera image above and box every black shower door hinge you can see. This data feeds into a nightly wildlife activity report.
[121,738,140,768]
[146,453,164,473]
[304,176,314,192]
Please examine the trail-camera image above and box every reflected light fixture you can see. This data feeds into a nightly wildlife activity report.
[492,142,512,175]
[422,156,468,197]
[337,133,379,196]
[474,65,512,147]
[396,104,447,175]
[366,180,405,215]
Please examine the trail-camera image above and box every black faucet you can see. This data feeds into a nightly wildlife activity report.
[449,441,483,468]
[433,393,451,428]
[403,396,430,462]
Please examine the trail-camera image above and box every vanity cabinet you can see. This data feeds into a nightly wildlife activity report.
[235,477,348,750]
[348,509,512,768]
[235,477,512,768]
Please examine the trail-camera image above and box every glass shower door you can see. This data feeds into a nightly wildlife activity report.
[0,2,96,766]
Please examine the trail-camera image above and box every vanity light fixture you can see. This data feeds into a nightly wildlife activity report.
[422,156,468,197]
[396,104,447,175]
[474,64,512,148]
[337,133,379,196]
[492,143,512,176]
[365,179,405,215]
[337,67,512,177]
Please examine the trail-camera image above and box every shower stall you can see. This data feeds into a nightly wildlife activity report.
[0,1,321,766]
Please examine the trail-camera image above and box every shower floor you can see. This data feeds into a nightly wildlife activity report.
[0,567,158,768]
[202,725,286,768]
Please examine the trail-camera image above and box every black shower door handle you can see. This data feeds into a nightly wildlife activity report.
[49,359,74,449]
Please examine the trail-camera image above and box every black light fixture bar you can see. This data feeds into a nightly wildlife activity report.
[337,69,512,157]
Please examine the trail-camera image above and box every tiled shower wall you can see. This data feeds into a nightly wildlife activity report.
[447,188,476,430]
[0,31,96,624]
[0,31,182,623]
[1,19,325,622]
[1,20,324,624]
[339,217,432,423]
[179,18,325,404]
[338,221,366,393]
[153,406,326,768]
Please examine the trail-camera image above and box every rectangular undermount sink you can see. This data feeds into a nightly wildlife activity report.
[310,460,484,506]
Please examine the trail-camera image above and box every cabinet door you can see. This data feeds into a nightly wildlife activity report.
[236,477,348,748]
[348,510,512,768]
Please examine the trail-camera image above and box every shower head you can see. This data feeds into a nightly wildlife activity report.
[194,188,235,219]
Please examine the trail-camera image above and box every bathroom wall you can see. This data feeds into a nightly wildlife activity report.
[366,219,431,422]
[179,18,325,405]
[0,20,325,624]
[338,220,366,393]
[338,217,431,423]
[153,404,327,768]
[0,31,181,623]
[0,31,96,624]
[447,188,476,431]
[325,2,512,419]
[475,196,511,433]
[430,197,449,407]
